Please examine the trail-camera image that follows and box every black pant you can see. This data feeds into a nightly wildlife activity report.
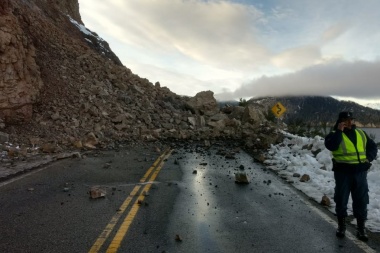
[334,170,369,220]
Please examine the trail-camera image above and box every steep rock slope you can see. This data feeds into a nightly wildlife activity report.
[0,0,280,156]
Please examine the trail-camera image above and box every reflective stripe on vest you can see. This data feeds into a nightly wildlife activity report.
[332,129,367,164]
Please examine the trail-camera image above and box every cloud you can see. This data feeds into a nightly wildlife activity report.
[78,0,380,104]
[216,60,380,100]
[80,0,274,71]
[271,45,321,70]
[125,61,237,96]
[321,23,349,43]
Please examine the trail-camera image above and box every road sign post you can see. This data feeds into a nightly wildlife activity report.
[271,102,286,128]
[271,102,286,118]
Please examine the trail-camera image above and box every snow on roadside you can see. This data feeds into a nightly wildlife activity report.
[265,131,380,232]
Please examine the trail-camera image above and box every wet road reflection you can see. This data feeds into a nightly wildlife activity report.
[164,144,371,253]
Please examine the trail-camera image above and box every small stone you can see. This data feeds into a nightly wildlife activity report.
[175,234,182,242]
[71,152,82,158]
[89,186,106,199]
[41,143,56,153]
[235,172,249,184]
[300,174,310,182]
[72,140,83,149]
[320,195,331,206]
[225,154,235,159]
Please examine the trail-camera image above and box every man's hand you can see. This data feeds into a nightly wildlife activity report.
[338,122,346,131]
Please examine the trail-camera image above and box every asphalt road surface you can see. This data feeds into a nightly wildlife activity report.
[0,142,379,253]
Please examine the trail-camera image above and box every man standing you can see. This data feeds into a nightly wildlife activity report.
[325,111,378,241]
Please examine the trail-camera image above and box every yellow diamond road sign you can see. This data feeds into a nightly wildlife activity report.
[271,102,286,118]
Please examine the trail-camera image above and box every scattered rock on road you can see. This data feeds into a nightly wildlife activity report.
[235,172,249,184]
[89,186,106,199]
[175,234,182,242]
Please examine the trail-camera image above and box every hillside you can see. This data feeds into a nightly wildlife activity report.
[0,0,282,159]
[249,96,380,127]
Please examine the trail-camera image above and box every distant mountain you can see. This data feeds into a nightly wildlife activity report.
[247,96,380,127]
[217,100,239,107]
[366,102,380,110]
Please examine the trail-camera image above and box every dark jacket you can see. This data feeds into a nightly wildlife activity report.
[324,121,378,172]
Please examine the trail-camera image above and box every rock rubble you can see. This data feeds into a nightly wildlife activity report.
[0,0,284,163]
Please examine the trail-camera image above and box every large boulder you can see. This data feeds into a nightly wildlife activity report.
[227,106,245,120]
[185,91,219,116]
[242,105,266,127]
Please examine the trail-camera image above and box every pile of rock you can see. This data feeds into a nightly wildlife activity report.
[0,0,284,161]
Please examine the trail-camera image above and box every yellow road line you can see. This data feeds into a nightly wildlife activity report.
[106,149,173,253]
[139,149,169,183]
[88,186,141,253]
[88,148,171,253]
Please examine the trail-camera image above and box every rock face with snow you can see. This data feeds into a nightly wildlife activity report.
[0,0,283,158]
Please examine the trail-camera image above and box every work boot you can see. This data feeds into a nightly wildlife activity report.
[356,220,368,242]
[336,217,346,238]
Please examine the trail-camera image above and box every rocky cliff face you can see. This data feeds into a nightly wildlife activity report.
[0,0,281,159]
[0,0,43,124]
[50,0,82,24]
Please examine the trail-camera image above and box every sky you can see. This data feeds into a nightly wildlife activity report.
[265,131,380,232]
[77,0,380,106]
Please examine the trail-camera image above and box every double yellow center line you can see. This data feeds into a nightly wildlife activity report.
[89,148,173,253]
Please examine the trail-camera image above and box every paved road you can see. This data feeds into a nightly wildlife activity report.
[0,142,378,253]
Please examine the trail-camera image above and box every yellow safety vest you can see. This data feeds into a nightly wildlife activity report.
[332,129,367,164]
